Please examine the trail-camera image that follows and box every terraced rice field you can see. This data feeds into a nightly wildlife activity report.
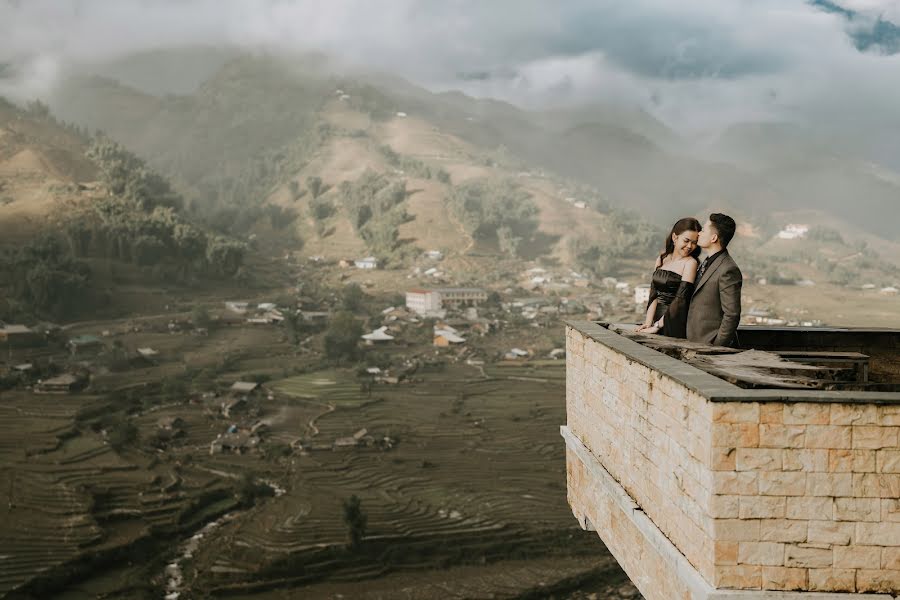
[185,363,617,596]
[0,391,238,598]
[0,358,631,598]
[271,369,371,407]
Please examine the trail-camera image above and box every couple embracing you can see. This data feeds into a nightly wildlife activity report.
[636,213,742,347]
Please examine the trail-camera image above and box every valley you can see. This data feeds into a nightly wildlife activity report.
[0,49,898,599]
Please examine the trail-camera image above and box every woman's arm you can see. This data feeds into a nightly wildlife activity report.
[638,299,658,330]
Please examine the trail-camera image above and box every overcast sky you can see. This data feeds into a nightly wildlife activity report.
[2,0,900,140]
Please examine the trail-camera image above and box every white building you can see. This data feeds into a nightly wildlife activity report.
[406,289,442,314]
[355,257,378,269]
[880,286,899,295]
[634,283,652,306]
[777,224,809,240]
[361,326,395,343]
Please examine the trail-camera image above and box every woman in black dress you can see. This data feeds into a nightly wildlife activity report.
[636,217,701,338]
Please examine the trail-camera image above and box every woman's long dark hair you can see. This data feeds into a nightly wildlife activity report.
[660,217,702,262]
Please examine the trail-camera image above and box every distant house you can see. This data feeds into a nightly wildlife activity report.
[355,257,379,269]
[434,329,465,347]
[424,250,443,261]
[210,431,259,454]
[396,112,407,118]
[777,224,809,240]
[222,397,248,418]
[67,335,104,357]
[573,201,587,209]
[225,301,249,314]
[504,348,530,360]
[881,286,899,295]
[406,289,442,314]
[634,284,652,306]
[36,373,86,394]
[434,288,488,309]
[362,326,395,343]
[0,324,41,347]
[230,381,259,395]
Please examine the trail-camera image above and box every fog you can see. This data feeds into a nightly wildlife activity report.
[2,0,900,163]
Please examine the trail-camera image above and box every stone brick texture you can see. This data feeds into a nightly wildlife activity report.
[566,326,900,594]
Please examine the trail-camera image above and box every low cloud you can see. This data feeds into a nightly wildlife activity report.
[2,0,900,158]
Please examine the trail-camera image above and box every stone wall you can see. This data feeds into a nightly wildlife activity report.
[710,400,900,593]
[564,322,900,597]
[566,324,718,581]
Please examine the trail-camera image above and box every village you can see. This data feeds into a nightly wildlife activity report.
[1,221,898,599]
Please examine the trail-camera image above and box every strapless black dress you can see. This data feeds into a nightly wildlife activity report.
[649,268,694,339]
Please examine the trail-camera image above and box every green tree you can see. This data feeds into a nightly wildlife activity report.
[192,306,213,329]
[324,311,362,364]
[342,495,368,549]
[341,283,366,312]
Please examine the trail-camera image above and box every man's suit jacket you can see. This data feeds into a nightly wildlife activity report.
[686,251,742,346]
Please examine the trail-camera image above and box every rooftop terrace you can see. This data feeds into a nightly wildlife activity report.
[563,322,900,599]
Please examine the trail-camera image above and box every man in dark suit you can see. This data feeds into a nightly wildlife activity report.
[687,213,742,346]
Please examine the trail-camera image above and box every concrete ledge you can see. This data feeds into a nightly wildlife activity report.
[561,425,897,600]
[566,321,900,404]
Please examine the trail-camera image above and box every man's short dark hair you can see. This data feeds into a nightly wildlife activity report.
[709,213,736,247]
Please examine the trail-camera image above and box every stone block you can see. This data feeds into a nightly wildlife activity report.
[736,448,782,471]
[883,499,900,522]
[783,449,829,472]
[715,540,739,565]
[785,544,833,568]
[876,449,900,473]
[853,426,899,449]
[760,519,808,543]
[807,568,856,592]
[856,521,900,546]
[713,402,760,424]
[759,424,805,449]
[712,423,759,448]
[710,494,740,519]
[806,473,852,497]
[715,518,761,542]
[758,472,806,496]
[807,521,853,546]
[834,497,882,522]
[786,497,833,521]
[761,566,807,591]
[878,405,900,426]
[856,569,900,593]
[853,473,900,498]
[760,403,783,424]
[784,403,831,425]
[804,425,852,449]
[713,472,758,496]
[740,496,786,519]
[828,449,876,473]
[711,446,737,471]
[881,547,900,570]
[833,545,881,569]
[738,541,785,566]
[831,403,878,425]
[714,564,761,589]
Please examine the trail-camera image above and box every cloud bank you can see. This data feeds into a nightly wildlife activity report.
[2,0,900,150]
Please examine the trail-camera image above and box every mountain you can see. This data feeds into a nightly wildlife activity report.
[0,98,98,245]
